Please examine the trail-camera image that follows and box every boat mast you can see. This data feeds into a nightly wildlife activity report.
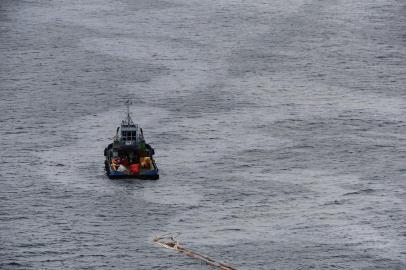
[125,99,133,125]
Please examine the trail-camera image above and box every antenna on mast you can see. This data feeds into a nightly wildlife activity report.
[125,99,133,125]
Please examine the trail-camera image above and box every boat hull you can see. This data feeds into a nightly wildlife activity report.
[108,173,159,180]
[105,160,159,180]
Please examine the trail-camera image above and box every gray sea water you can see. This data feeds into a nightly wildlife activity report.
[1,0,406,269]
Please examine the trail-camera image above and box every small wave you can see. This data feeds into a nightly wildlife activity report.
[343,188,376,196]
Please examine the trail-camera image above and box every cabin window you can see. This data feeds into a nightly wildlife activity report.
[122,130,136,141]
[128,131,136,141]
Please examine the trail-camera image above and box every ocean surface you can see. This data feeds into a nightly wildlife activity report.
[1,0,405,269]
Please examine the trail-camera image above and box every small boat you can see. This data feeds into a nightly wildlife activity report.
[104,101,159,180]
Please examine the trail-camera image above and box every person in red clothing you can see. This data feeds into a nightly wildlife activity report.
[121,157,129,167]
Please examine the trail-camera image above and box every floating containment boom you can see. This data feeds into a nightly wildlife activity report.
[153,234,236,270]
